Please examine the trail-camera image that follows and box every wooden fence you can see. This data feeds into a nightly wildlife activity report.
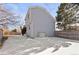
[55,31,79,40]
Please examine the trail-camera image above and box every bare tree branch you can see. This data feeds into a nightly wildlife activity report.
[0,4,20,29]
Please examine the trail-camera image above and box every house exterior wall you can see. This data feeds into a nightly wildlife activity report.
[25,7,55,37]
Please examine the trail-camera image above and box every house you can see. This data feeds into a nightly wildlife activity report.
[68,23,79,31]
[2,26,21,37]
[25,6,55,37]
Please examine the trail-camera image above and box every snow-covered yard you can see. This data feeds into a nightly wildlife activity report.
[0,35,79,55]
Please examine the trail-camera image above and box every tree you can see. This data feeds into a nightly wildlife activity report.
[56,3,66,30]
[0,4,21,47]
[56,3,79,31]
[0,4,20,30]
[20,25,26,36]
[0,4,20,37]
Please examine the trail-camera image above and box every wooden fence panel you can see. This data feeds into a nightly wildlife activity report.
[55,31,79,40]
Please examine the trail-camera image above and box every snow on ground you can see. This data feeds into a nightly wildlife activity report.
[0,35,79,55]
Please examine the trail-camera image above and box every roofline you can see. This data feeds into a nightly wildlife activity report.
[25,6,55,21]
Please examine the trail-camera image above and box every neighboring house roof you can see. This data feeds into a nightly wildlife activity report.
[69,23,79,26]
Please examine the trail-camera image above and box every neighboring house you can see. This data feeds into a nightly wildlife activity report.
[68,23,79,31]
[25,6,55,37]
[2,27,21,37]
[10,26,22,35]
[14,26,22,35]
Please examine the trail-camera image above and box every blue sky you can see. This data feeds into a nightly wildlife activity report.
[3,3,60,30]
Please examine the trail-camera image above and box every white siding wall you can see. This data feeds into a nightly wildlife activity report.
[26,7,55,37]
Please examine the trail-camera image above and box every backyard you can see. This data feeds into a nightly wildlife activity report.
[0,35,79,55]
[0,3,79,55]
